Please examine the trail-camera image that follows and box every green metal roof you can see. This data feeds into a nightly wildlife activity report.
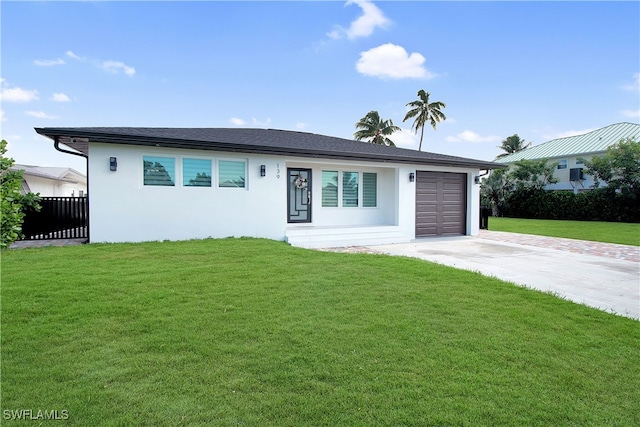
[494,122,640,163]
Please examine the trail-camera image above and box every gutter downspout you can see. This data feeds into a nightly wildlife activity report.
[53,136,90,243]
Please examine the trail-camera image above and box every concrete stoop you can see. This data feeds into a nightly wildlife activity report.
[285,225,410,249]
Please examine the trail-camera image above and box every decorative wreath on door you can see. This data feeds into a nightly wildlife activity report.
[293,175,308,190]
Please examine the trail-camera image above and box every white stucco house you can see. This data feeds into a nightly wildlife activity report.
[12,164,87,197]
[494,122,640,193]
[35,127,504,248]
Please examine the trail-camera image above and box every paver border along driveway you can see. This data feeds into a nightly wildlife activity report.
[366,231,640,320]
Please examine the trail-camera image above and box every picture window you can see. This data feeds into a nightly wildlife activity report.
[183,158,212,187]
[143,156,175,186]
[219,160,246,188]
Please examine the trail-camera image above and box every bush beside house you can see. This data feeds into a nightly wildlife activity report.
[501,187,639,223]
[0,140,41,249]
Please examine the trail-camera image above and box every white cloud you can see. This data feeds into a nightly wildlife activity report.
[445,130,499,143]
[252,118,272,128]
[0,109,6,122]
[64,51,136,77]
[295,122,308,130]
[229,117,272,127]
[327,30,342,40]
[66,50,81,60]
[390,129,419,149]
[102,61,136,76]
[328,0,390,40]
[621,109,640,120]
[0,82,39,102]
[356,43,433,80]
[623,73,640,92]
[34,58,65,66]
[26,111,58,120]
[52,93,70,102]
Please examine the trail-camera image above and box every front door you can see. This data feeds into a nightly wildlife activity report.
[287,168,312,223]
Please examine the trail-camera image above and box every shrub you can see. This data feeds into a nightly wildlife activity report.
[0,140,41,249]
[502,187,640,222]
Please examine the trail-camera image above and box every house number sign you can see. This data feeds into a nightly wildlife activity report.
[276,163,281,179]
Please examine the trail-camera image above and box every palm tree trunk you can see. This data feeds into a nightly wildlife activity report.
[418,126,425,151]
[491,202,500,217]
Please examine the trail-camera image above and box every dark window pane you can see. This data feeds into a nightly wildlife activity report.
[342,171,358,207]
[322,171,338,207]
[219,160,246,188]
[363,172,377,207]
[184,158,212,187]
[143,156,175,186]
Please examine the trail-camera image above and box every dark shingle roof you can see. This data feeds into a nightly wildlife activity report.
[35,127,504,169]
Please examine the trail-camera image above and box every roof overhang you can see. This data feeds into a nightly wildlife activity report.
[35,127,507,170]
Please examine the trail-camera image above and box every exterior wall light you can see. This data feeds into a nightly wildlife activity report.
[110,157,117,171]
[260,164,266,177]
[409,172,415,182]
[474,176,481,184]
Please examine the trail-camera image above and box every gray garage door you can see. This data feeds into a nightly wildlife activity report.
[416,171,467,237]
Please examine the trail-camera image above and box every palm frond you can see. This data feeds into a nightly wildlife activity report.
[402,89,447,151]
[353,110,400,146]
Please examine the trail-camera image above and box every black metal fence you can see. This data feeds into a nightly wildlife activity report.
[21,197,88,240]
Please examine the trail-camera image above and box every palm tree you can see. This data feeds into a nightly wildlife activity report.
[496,134,531,159]
[354,110,401,147]
[403,89,447,151]
[480,169,511,217]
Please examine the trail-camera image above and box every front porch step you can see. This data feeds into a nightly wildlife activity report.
[285,225,410,249]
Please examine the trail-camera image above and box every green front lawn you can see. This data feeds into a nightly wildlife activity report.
[488,217,640,246]
[2,238,639,426]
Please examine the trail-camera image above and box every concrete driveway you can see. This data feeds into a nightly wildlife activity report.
[367,231,639,320]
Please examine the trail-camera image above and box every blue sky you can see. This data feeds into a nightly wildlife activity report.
[2,1,639,172]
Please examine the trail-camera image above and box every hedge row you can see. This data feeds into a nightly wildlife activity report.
[501,187,640,223]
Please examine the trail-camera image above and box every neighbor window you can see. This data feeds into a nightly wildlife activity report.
[322,171,339,207]
[183,158,212,187]
[218,160,246,188]
[143,156,175,186]
[362,172,377,207]
[557,159,568,170]
[342,171,359,207]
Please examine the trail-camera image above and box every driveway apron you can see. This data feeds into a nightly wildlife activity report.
[367,231,640,320]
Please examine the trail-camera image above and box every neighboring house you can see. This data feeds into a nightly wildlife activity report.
[12,164,87,197]
[494,122,640,193]
[35,127,504,248]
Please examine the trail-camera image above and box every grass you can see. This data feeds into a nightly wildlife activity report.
[2,238,639,426]
[488,217,640,246]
